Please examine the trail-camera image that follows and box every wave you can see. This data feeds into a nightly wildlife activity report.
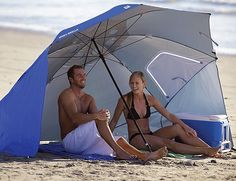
[0,0,235,55]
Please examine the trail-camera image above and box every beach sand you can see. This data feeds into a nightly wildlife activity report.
[0,27,236,181]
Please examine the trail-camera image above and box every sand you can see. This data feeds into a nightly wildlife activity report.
[0,27,236,181]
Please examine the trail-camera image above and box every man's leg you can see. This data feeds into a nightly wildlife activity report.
[94,119,133,159]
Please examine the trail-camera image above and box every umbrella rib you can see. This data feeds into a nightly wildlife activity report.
[82,22,103,67]
[48,36,90,57]
[106,36,147,53]
[49,55,99,59]
[93,9,165,40]
[51,57,100,81]
[86,58,100,75]
[144,34,216,59]
[71,32,102,68]
[108,33,215,59]
[102,19,109,53]
[93,22,102,38]
[48,41,90,59]
[103,57,123,65]
[50,72,67,81]
[48,37,91,56]
[94,13,142,38]
[104,14,143,55]
[49,40,94,81]
[83,41,93,67]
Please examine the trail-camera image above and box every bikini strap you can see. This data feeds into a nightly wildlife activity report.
[131,92,135,107]
[143,93,149,106]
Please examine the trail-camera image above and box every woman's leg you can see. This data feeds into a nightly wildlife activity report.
[130,134,219,156]
[95,120,167,160]
[153,124,210,147]
[116,137,168,161]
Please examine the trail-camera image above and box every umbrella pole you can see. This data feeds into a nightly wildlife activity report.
[92,39,152,152]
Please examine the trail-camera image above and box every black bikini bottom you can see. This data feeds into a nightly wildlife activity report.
[129,131,153,143]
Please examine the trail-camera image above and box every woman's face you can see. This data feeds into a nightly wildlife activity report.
[129,75,145,94]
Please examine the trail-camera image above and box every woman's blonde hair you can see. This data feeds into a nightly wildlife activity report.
[129,71,146,84]
[125,71,146,108]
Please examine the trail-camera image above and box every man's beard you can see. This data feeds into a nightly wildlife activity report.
[78,83,85,89]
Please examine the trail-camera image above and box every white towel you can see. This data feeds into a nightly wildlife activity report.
[62,120,120,156]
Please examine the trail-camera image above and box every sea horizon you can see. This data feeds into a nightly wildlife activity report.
[0,0,236,55]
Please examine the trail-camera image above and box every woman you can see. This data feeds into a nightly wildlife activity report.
[109,71,219,156]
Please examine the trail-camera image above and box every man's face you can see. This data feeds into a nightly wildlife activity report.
[71,68,86,89]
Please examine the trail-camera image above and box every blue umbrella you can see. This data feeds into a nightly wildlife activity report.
[1,4,229,156]
[46,4,220,151]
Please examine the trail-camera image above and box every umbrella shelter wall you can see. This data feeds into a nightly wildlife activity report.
[0,4,233,156]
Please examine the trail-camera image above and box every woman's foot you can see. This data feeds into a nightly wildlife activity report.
[144,146,168,161]
[204,147,220,157]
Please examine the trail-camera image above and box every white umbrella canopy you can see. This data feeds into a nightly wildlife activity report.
[41,4,225,141]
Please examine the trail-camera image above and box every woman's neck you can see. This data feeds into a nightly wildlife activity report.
[132,91,144,100]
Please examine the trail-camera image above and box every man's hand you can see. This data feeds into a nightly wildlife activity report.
[106,109,110,120]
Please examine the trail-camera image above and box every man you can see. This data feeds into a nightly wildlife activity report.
[58,65,167,161]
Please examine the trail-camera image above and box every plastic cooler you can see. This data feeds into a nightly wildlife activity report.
[175,113,231,152]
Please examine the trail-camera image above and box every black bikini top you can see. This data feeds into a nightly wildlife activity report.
[127,93,151,120]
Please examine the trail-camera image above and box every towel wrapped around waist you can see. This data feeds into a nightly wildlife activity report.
[62,120,120,156]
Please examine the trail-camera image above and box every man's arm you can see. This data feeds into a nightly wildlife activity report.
[59,91,106,126]
[87,95,109,121]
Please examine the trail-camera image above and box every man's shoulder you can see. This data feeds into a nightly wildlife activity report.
[60,88,73,95]
[82,92,94,101]
[59,88,74,99]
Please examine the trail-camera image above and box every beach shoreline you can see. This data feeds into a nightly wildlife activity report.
[0,27,236,180]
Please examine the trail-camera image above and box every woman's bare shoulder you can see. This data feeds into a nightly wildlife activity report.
[146,94,155,100]
[146,94,158,105]
[118,94,129,103]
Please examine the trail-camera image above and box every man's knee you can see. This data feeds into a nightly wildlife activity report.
[116,137,129,149]
[117,137,127,144]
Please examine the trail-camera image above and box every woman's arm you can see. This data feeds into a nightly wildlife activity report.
[109,98,125,132]
[151,95,197,137]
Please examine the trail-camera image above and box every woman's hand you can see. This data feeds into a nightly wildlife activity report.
[183,124,197,137]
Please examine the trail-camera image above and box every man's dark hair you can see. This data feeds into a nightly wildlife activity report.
[67,65,84,83]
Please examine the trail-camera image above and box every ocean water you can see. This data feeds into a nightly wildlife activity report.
[0,0,235,55]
